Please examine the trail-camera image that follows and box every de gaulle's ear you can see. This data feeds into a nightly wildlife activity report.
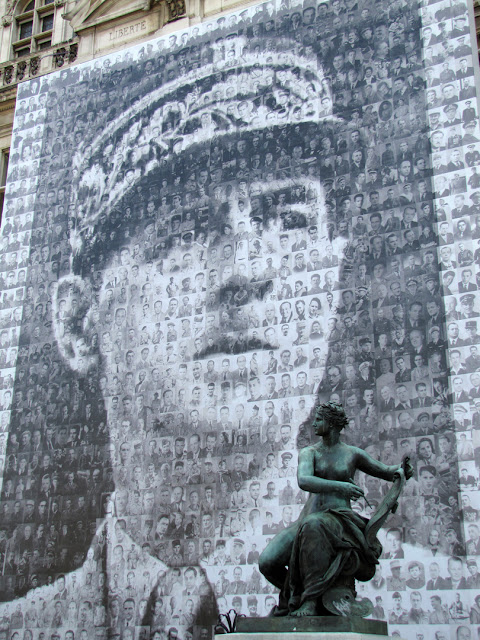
[52,275,99,375]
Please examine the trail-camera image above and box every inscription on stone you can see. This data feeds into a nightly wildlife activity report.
[109,19,147,41]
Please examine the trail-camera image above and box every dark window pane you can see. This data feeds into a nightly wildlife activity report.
[1,153,9,188]
[44,0,54,4]
[19,20,33,39]
[39,39,51,50]
[0,191,5,227]
[15,46,30,57]
[41,14,53,31]
[24,1,35,11]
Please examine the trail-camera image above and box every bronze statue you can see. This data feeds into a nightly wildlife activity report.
[259,401,413,618]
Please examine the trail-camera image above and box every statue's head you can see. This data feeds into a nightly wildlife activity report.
[314,401,348,433]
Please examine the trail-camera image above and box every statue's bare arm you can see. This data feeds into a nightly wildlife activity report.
[354,447,404,482]
[297,447,364,500]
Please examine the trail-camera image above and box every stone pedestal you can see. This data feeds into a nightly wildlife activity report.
[215,616,393,640]
[217,632,393,640]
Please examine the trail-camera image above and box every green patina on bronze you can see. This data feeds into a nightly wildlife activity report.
[259,402,413,618]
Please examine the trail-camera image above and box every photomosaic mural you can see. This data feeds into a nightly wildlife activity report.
[0,0,479,637]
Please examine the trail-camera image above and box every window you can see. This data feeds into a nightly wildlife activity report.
[15,46,31,57]
[19,20,33,39]
[41,13,53,32]
[12,0,55,58]
[0,150,10,225]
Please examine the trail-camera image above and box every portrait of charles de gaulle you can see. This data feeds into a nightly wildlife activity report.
[0,0,459,636]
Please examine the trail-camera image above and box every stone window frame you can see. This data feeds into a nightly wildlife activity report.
[12,0,55,59]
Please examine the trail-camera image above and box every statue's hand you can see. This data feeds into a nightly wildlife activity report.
[338,480,365,501]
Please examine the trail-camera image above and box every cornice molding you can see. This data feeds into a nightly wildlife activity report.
[64,0,150,31]
[63,0,185,33]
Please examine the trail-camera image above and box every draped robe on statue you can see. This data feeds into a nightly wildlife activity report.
[278,507,382,614]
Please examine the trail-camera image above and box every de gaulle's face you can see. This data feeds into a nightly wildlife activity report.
[94,174,329,544]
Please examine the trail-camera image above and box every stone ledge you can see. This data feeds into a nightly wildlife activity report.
[216,633,395,640]
[235,616,388,636]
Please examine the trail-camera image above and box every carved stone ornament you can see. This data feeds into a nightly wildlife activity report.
[29,56,39,75]
[54,0,66,6]
[165,0,186,22]
[68,42,78,63]
[3,0,15,17]
[16,59,27,81]
[1,15,13,27]
[54,47,67,67]
[3,65,13,84]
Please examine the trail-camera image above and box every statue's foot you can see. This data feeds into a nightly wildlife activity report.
[323,587,373,618]
[290,600,317,617]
